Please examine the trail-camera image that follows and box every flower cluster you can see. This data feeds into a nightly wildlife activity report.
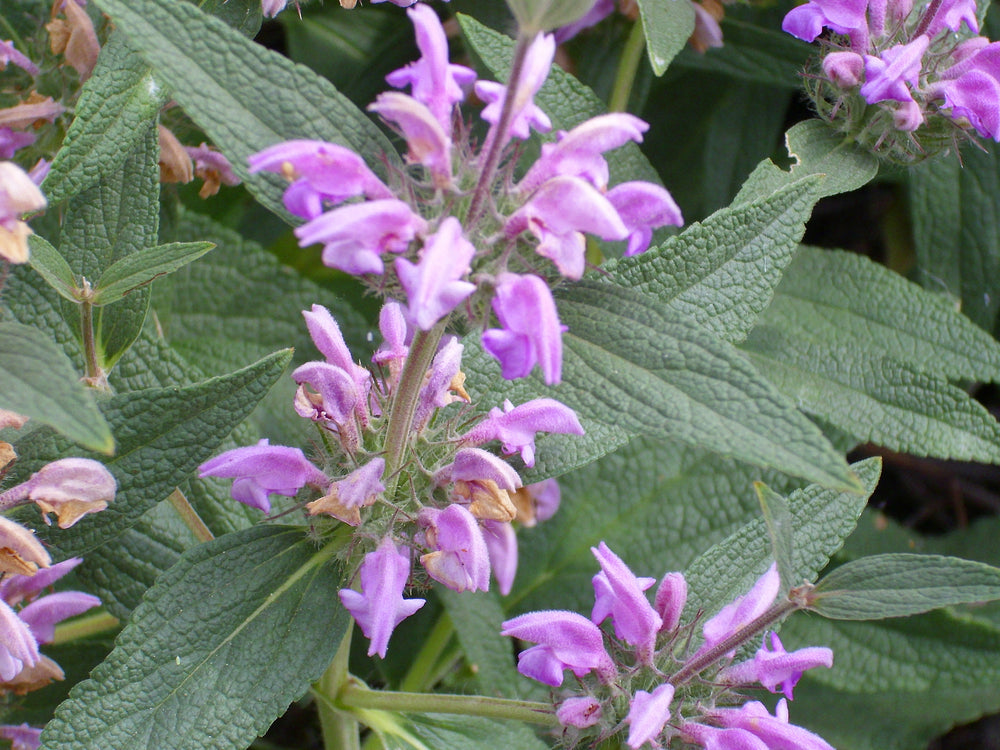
[502,543,834,749]
[784,0,1000,160]
[200,299,576,656]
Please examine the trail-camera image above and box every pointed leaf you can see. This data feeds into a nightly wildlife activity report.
[756,481,795,593]
[92,242,214,305]
[27,235,77,303]
[637,0,695,76]
[0,322,112,453]
[38,526,347,750]
[811,554,1000,620]
[92,0,399,220]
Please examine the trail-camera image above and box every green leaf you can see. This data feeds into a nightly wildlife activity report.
[907,142,1000,332]
[458,14,663,187]
[92,242,214,305]
[755,481,795,592]
[637,0,695,76]
[734,120,879,204]
[9,349,292,557]
[741,324,1000,462]
[0,322,113,453]
[93,0,399,220]
[761,246,1000,383]
[42,33,169,205]
[28,234,78,303]
[683,458,881,623]
[552,281,853,488]
[606,175,825,344]
[811,553,1000,620]
[39,526,347,750]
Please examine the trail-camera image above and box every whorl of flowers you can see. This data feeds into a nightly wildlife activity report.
[784,0,1000,161]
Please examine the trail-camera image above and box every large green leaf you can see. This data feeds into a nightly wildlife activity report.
[8,349,292,557]
[742,324,1000,462]
[39,526,347,750]
[91,241,214,306]
[93,0,399,220]
[761,246,1000,383]
[0,321,112,453]
[637,0,695,76]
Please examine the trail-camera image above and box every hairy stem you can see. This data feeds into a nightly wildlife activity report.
[313,628,361,750]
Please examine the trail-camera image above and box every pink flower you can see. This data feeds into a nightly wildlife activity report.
[556,696,603,728]
[625,683,675,749]
[461,398,584,468]
[0,41,39,76]
[395,217,476,330]
[710,700,835,750]
[860,36,929,105]
[698,562,780,658]
[369,92,453,185]
[339,538,426,658]
[606,181,683,257]
[654,571,688,633]
[475,33,555,142]
[482,520,518,596]
[590,542,661,662]
[719,632,833,700]
[501,610,615,686]
[18,592,101,644]
[419,505,491,593]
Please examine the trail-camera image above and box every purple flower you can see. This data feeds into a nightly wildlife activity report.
[475,33,555,142]
[501,610,615,686]
[20,457,116,529]
[481,273,566,385]
[0,41,39,76]
[198,439,328,514]
[860,35,929,104]
[781,0,870,46]
[517,113,649,193]
[590,542,661,661]
[395,217,477,330]
[183,142,240,197]
[0,724,42,750]
[681,722,769,750]
[419,504,491,592]
[506,175,628,279]
[0,161,46,264]
[822,51,865,88]
[556,696,603,728]
[18,591,101,644]
[482,520,518,596]
[369,92,453,186]
[719,632,833,700]
[625,683,675,749]
[262,0,289,18]
[698,562,780,658]
[339,537,426,658]
[934,41,1000,139]
[0,516,50,576]
[606,181,683,256]
[554,0,616,43]
[922,0,978,37]
[385,4,476,131]
[461,398,585,468]
[0,129,34,160]
[248,140,393,219]
[710,700,835,750]
[303,305,370,391]
[292,362,363,436]
[372,300,410,381]
[413,337,468,431]
[436,447,523,492]
[0,601,38,681]
[691,1,725,51]
[307,459,385,523]
[296,199,428,275]
[654,571,688,634]
[0,558,80,606]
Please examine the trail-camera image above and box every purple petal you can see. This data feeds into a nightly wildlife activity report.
[590,542,661,660]
[501,609,614,685]
[606,181,683,256]
[333,459,386,509]
[19,591,101,644]
[625,684,675,749]
[0,601,38,680]
[699,562,780,657]
[654,571,688,633]
[482,273,565,384]
[419,505,491,592]
[556,696,603,728]
[461,398,584,468]
[482,520,518,596]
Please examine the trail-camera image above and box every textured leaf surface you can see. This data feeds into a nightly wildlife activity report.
[458,14,663,187]
[743,325,1000,462]
[637,0,695,75]
[27,235,77,303]
[39,526,347,750]
[552,281,852,487]
[9,349,292,557]
[762,246,1000,383]
[811,553,1000,619]
[42,33,168,205]
[92,242,214,305]
[93,0,398,219]
[0,322,112,453]
[607,175,824,344]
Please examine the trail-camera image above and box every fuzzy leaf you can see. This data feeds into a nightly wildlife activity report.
[27,235,78,303]
[92,242,214,305]
[8,349,292,558]
[38,526,347,750]
[756,482,796,592]
[0,321,112,453]
[762,246,1000,383]
[93,0,398,220]
[637,0,695,76]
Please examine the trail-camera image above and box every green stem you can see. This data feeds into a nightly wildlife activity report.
[313,628,361,750]
[52,611,119,644]
[382,321,447,494]
[168,488,214,543]
[338,681,557,727]
[609,21,646,113]
[0,14,27,54]
[399,612,454,693]
[79,295,102,382]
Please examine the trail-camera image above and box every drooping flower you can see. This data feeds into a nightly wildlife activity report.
[198,439,328,514]
[860,35,930,104]
[385,4,476,131]
[0,601,39,681]
[339,537,426,658]
[590,542,661,661]
[625,683,675,749]
[18,591,101,644]
[719,632,833,700]
[475,33,555,142]
[482,520,518,596]
[369,92,454,186]
[606,181,684,256]
[481,273,566,385]
[0,161,46,264]
[183,142,241,198]
[501,610,616,686]
[461,398,584,468]
[419,504,491,592]
[0,516,50,576]
[307,458,386,526]
[395,217,477,330]
[6,458,117,529]
[710,700,835,750]
[296,199,428,275]
[556,695,604,728]
[698,562,781,658]
[46,0,100,81]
